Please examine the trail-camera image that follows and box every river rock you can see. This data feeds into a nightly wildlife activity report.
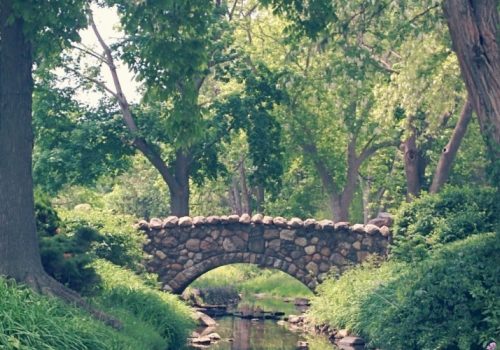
[273,216,287,227]
[304,245,316,255]
[288,217,303,228]
[303,218,316,228]
[263,215,273,224]
[193,216,206,225]
[191,336,212,345]
[206,215,220,224]
[208,333,221,341]
[195,311,217,327]
[297,340,309,349]
[287,315,302,324]
[337,329,349,338]
[227,214,240,223]
[364,224,380,235]
[351,224,365,233]
[280,229,296,241]
[200,326,218,336]
[338,336,365,347]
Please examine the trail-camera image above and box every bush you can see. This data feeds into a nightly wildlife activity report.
[35,195,145,294]
[310,233,500,350]
[61,208,145,271]
[35,193,101,294]
[39,228,101,294]
[34,189,61,237]
[391,186,498,261]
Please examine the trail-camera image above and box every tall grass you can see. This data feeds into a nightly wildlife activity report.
[0,278,129,350]
[92,259,195,350]
[0,261,195,350]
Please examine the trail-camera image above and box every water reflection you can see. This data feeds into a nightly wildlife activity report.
[207,317,302,350]
[197,317,336,350]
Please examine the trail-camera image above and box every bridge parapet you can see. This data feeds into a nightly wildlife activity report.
[138,214,391,293]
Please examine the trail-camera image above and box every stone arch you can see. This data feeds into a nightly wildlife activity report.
[140,214,390,294]
[165,253,313,294]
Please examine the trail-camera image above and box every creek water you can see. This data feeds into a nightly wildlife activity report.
[191,295,336,350]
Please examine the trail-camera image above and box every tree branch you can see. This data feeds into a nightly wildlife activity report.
[65,66,119,99]
[88,10,180,191]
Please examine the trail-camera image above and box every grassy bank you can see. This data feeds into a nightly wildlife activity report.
[309,233,499,349]
[0,260,194,350]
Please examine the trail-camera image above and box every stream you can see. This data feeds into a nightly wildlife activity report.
[190,294,336,350]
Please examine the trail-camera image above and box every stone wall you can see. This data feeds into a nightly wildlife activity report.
[139,214,391,293]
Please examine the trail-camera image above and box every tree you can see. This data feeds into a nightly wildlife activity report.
[63,1,251,216]
[0,0,116,325]
[443,0,500,175]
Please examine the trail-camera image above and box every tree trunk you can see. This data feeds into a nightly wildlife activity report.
[255,185,265,213]
[229,177,242,214]
[0,3,119,327]
[443,0,500,161]
[359,175,371,224]
[402,125,422,199]
[430,97,474,193]
[238,156,251,215]
[169,150,190,216]
[0,4,45,281]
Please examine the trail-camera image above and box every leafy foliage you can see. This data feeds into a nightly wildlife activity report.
[310,233,500,350]
[213,63,285,196]
[60,208,145,271]
[33,82,133,194]
[391,186,499,261]
[10,0,87,65]
[34,189,61,237]
[35,193,145,293]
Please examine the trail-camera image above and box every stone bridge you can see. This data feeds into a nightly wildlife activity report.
[139,214,391,293]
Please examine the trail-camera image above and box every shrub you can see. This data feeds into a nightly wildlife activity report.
[391,186,498,261]
[61,208,145,271]
[35,196,145,294]
[34,189,61,237]
[39,230,101,294]
[310,233,500,350]
[35,193,101,294]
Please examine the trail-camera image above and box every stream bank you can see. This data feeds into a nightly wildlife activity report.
[186,290,339,350]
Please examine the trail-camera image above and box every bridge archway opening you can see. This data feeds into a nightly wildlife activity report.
[187,263,313,298]
[166,253,317,294]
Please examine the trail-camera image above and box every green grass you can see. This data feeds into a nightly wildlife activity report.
[0,261,195,350]
[0,277,131,350]
[191,263,312,298]
[309,233,500,349]
[91,259,194,350]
